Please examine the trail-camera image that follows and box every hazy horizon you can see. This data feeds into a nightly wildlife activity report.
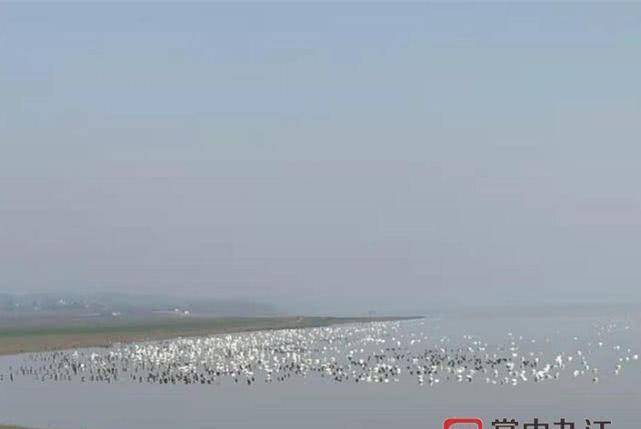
[3,3,641,314]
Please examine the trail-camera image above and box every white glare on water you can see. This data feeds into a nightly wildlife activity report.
[2,320,638,388]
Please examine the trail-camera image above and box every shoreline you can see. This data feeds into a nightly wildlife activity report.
[0,315,420,356]
[0,315,423,429]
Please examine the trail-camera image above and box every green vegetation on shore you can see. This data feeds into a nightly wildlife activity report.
[0,315,418,356]
[0,315,419,429]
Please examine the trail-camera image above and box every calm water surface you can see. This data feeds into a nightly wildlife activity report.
[1,314,639,429]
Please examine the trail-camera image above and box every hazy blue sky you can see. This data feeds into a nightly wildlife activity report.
[2,3,641,313]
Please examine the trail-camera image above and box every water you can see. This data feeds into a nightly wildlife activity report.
[1,313,639,429]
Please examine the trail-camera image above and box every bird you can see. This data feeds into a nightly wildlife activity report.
[1,318,637,392]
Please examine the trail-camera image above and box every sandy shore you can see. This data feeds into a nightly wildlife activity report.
[0,315,417,356]
[0,315,418,429]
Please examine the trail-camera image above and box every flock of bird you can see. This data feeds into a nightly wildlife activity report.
[1,319,638,388]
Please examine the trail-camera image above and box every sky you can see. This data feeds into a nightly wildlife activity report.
[2,3,641,314]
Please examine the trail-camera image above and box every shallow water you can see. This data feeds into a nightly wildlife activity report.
[1,313,639,429]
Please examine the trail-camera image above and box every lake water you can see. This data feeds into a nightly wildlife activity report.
[1,312,639,429]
